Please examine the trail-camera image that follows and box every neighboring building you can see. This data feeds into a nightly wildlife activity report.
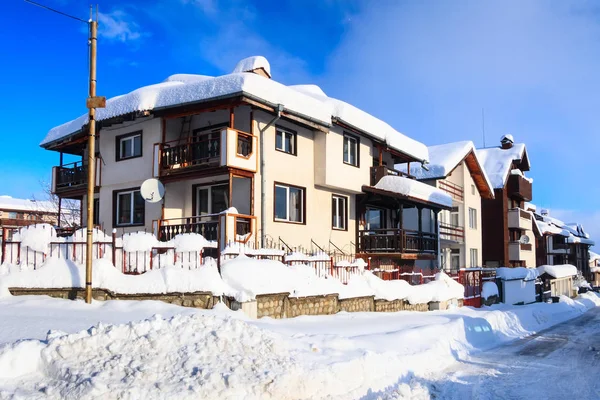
[40,56,451,267]
[590,251,600,268]
[397,141,494,272]
[476,135,536,267]
[533,209,594,280]
[0,196,58,238]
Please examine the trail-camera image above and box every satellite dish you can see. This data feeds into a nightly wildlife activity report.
[140,178,165,203]
[519,235,530,245]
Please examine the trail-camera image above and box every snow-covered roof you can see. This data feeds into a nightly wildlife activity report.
[0,196,57,213]
[496,267,539,281]
[232,56,271,77]
[537,264,578,279]
[590,251,600,262]
[394,140,493,197]
[41,57,428,162]
[476,143,529,189]
[532,211,594,245]
[371,175,452,208]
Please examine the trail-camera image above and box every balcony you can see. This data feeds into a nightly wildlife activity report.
[507,208,532,231]
[438,180,464,202]
[507,174,532,201]
[508,241,533,262]
[357,228,438,256]
[155,128,257,178]
[370,165,414,186]
[439,223,464,243]
[52,159,101,197]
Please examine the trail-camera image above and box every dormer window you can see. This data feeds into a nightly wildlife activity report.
[116,131,142,161]
[343,133,359,167]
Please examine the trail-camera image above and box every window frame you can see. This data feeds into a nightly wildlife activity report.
[470,248,478,268]
[332,194,348,231]
[468,207,477,229]
[275,126,297,156]
[273,182,306,224]
[343,132,360,167]
[113,188,145,227]
[115,131,143,162]
[192,181,230,216]
[93,198,100,226]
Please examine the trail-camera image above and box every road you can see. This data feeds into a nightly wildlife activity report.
[383,307,600,399]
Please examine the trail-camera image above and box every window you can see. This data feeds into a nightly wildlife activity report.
[275,127,296,155]
[195,183,229,215]
[450,209,459,227]
[470,248,478,268]
[115,189,144,226]
[471,184,476,195]
[116,131,142,161]
[274,183,304,223]
[365,208,383,230]
[237,133,252,157]
[332,195,348,230]
[7,212,17,219]
[468,207,477,229]
[343,133,359,166]
[93,198,100,226]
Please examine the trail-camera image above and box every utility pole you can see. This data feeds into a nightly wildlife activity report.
[25,1,105,304]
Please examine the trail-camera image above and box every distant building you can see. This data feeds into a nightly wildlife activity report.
[0,196,59,238]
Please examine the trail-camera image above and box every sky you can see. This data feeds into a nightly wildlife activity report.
[1,0,599,238]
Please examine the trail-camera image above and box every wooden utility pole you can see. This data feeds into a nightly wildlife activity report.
[85,7,105,304]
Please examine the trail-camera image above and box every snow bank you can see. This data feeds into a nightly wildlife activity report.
[0,196,56,213]
[406,272,464,304]
[122,232,158,252]
[0,257,234,297]
[537,264,578,279]
[496,267,539,281]
[374,175,452,208]
[13,224,56,253]
[168,233,210,252]
[482,281,499,299]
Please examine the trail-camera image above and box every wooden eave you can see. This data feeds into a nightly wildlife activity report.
[463,151,494,199]
[361,185,451,211]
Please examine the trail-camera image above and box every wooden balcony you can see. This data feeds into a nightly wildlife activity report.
[357,228,438,257]
[438,180,464,202]
[439,223,464,243]
[507,174,532,201]
[52,159,101,198]
[507,208,532,230]
[155,128,257,179]
[508,241,533,261]
[370,165,414,186]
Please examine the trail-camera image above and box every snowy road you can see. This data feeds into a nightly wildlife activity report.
[391,307,600,399]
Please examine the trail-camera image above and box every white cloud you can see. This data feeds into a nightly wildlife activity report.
[98,10,143,42]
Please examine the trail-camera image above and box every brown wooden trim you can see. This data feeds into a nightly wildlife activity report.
[229,107,235,128]
[113,187,145,227]
[234,130,254,160]
[115,130,143,162]
[158,98,245,120]
[273,181,306,225]
[331,193,349,231]
[192,122,229,137]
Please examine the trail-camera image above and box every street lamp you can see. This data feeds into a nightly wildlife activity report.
[25,1,105,304]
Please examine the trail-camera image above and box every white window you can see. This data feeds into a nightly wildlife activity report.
[450,210,459,227]
[471,184,476,195]
[274,184,304,223]
[343,134,358,166]
[118,132,142,160]
[470,248,478,268]
[116,189,144,226]
[332,195,347,230]
[468,207,477,229]
[275,128,296,155]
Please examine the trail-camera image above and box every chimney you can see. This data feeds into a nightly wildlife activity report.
[500,134,514,149]
[232,56,272,79]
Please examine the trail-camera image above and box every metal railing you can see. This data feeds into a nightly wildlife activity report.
[438,180,464,201]
[439,223,464,242]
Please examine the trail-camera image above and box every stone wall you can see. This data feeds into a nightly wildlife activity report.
[256,293,289,319]
[339,296,375,313]
[287,294,338,317]
[374,299,406,312]
[9,287,219,309]
[403,302,429,312]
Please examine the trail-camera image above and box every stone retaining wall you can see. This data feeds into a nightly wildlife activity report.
[374,299,406,312]
[339,296,375,312]
[256,293,288,319]
[287,294,338,317]
[403,302,429,312]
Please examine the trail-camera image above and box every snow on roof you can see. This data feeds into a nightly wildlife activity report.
[290,85,428,162]
[537,264,578,279]
[524,202,536,212]
[394,140,493,194]
[533,212,594,245]
[590,251,600,262]
[496,267,539,281]
[232,56,271,77]
[373,175,452,208]
[476,143,528,189]
[41,57,428,162]
[0,196,56,213]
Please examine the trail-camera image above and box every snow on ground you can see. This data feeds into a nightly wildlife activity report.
[0,292,598,399]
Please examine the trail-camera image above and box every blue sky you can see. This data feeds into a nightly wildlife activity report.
[2,0,599,236]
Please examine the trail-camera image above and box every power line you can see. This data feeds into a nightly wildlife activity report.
[24,0,88,24]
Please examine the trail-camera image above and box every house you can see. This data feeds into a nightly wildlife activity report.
[40,56,451,268]
[476,135,536,268]
[397,141,494,272]
[532,209,594,280]
[0,196,58,239]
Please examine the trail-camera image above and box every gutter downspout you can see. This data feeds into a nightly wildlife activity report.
[260,104,284,247]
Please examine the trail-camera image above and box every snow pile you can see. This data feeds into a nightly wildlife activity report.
[374,175,452,208]
[69,227,113,243]
[221,243,285,257]
[476,143,528,189]
[13,224,56,253]
[537,264,578,279]
[169,233,210,252]
[406,272,464,304]
[285,252,331,262]
[232,55,271,77]
[482,281,499,299]
[0,257,234,296]
[356,271,413,301]
[122,232,159,252]
[496,267,539,281]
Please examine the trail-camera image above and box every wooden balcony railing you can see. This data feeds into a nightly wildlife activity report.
[439,223,464,242]
[160,136,221,173]
[370,165,415,186]
[157,215,219,242]
[55,161,87,191]
[357,228,437,254]
[438,180,464,201]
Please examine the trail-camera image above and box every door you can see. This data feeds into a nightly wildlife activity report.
[196,183,229,216]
